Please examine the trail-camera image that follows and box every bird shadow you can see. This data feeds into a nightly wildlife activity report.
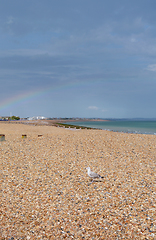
[89,179,103,183]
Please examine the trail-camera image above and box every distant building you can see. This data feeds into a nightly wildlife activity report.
[28,116,46,120]
[0,116,10,120]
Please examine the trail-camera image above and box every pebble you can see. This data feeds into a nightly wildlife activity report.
[0,122,156,239]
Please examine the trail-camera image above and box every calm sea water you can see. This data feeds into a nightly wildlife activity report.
[66,120,156,135]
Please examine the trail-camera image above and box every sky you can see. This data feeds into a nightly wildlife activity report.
[0,0,156,118]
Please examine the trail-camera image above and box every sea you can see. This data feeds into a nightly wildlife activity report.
[65,119,156,135]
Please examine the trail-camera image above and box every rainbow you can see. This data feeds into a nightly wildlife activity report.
[0,89,44,111]
[0,81,93,112]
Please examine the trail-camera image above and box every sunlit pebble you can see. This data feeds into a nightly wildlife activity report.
[1,122,156,238]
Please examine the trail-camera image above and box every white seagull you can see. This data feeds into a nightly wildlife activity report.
[86,167,103,181]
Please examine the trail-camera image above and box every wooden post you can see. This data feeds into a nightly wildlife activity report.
[22,134,27,139]
[0,134,5,141]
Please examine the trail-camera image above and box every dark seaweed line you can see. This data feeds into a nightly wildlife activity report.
[55,123,100,130]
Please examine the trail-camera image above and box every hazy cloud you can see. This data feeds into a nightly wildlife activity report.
[88,106,99,110]
[147,64,156,72]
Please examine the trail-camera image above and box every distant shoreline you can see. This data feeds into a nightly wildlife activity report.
[1,119,156,135]
[0,119,104,130]
[0,118,109,126]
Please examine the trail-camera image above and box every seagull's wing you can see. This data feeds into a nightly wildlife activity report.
[89,171,101,178]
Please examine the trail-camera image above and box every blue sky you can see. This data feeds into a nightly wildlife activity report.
[0,0,156,118]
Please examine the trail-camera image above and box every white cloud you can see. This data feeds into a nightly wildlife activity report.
[88,106,98,110]
[147,64,156,72]
[130,37,137,43]
[7,16,14,25]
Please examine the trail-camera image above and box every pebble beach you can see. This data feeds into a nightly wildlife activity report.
[1,122,156,239]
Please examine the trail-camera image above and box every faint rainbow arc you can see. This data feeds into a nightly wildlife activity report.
[0,83,76,111]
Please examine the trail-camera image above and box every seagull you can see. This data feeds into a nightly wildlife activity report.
[86,167,103,181]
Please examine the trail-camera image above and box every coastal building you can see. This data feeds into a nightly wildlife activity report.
[28,116,46,120]
[0,116,10,120]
